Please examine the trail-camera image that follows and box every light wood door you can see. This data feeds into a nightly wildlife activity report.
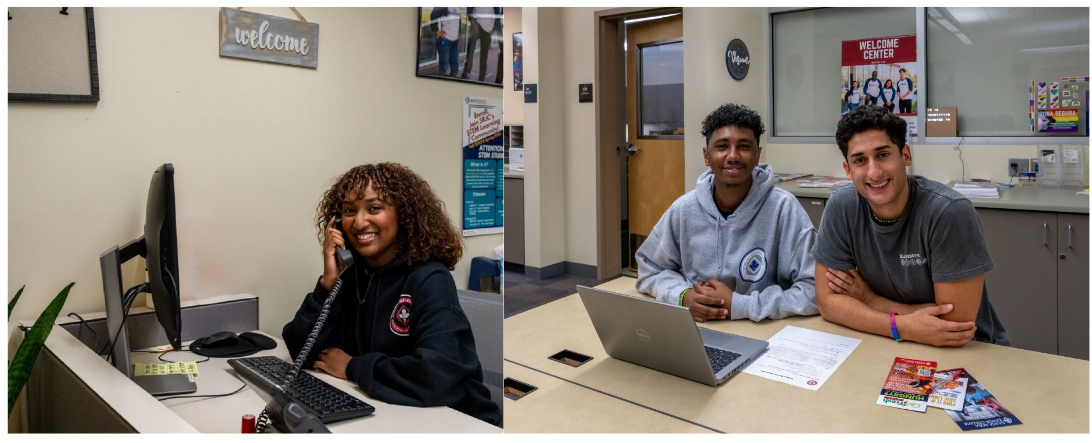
[626,14,684,238]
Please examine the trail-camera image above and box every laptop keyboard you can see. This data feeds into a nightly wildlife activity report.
[704,346,743,373]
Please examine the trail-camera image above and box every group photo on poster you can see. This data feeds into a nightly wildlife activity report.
[416,7,503,86]
[840,34,918,133]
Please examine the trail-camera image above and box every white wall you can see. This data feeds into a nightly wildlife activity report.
[7,8,502,342]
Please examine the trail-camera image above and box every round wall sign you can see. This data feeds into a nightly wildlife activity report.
[725,39,750,81]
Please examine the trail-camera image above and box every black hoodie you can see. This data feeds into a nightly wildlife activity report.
[282,255,501,426]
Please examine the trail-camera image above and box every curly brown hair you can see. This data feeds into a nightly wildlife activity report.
[315,163,463,270]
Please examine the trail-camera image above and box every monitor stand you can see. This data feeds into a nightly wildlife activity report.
[134,374,197,396]
[100,239,197,396]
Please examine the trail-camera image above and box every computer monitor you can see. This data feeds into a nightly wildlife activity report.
[99,163,195,395]
[145,163,182,350]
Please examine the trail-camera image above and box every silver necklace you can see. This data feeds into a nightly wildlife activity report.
[869,207,899,225]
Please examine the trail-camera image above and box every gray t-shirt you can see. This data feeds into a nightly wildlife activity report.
[812,175,1008,345]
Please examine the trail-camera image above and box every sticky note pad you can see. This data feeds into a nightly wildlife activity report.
[133,361,198,377]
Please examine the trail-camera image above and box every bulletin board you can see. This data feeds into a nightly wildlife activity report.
[8,7,99,102]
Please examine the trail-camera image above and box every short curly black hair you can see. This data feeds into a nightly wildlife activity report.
[701,103,764,146]
[835,105,906,159]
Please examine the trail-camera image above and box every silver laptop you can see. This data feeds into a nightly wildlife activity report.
[577,285,768,386]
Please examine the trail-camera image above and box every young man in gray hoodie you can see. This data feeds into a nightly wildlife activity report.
[635,103,818,323]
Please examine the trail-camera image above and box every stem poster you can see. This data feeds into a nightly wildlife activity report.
[462,96,504,236]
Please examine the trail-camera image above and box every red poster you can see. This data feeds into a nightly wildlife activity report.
[840,34,918,135]
[841,35,917,66]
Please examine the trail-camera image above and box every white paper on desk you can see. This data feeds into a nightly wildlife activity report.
[740,325,861,391]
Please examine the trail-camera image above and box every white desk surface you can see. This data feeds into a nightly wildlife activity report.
[135,331,500,433]
[39,312,498,433]
[504,277,1090,433]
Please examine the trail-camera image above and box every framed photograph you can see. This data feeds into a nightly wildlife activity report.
[416,7,503,86]
[8,7,99,102]
[513,32,523,91]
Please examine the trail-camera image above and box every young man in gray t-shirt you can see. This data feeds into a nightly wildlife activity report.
[812,106,1008,347]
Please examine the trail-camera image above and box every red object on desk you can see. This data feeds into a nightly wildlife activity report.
[241,414,256,433]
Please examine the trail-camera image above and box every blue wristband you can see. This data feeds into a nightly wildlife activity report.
[890,312,902,342]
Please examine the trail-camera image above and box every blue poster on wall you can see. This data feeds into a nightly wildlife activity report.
[462,96,504,236]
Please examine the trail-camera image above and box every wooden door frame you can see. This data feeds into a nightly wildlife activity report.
[593,7,679,280]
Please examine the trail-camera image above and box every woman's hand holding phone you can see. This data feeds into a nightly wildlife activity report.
[320,217,345,291]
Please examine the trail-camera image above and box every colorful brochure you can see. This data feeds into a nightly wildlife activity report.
[945,369,1022,431]
[876,357,935,412]
[1037,81,1049,108]
[927,368,968,411]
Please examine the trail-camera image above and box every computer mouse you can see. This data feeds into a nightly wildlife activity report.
[203,331,239,348]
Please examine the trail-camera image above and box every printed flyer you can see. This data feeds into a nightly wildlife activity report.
[840,34,917,134]
[945,369,1022,431]
[876,357,935,413]
[1037,108,1080,133]
[462,96,504,236]
[927,368,968,411]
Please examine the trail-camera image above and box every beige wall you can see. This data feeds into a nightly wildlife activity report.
[559,8,601,268]
[683,7,769,184]
[7,8,502,341]
[517,7,603,271]
[522,7,568,270]
[503,7,523,126]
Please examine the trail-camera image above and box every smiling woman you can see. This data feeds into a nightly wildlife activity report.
[281,162,501,426]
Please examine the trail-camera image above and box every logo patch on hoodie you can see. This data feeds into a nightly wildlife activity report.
[389,295,412,336]
[739,247,767,283]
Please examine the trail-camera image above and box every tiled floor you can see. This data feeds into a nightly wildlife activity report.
[503,268,618,318]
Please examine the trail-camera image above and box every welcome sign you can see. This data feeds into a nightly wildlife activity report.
[219,8,319,68]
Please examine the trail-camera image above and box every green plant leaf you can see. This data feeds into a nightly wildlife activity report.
[8,282,74,417]
[8,285,25,321]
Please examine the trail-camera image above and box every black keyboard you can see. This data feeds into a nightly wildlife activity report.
[228,356,375,424]
[704,346,742,374]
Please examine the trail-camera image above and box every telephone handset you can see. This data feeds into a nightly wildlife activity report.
[333,216,355,270]
[259,216,354,430]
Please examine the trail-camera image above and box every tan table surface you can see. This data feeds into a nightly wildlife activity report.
[502,361,715,433]
[136,332,500,433]
[503,277,1090,433]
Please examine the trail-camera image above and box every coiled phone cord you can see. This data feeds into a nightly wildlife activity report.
[255,275,345,433]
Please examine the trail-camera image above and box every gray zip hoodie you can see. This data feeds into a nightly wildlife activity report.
[634,164,819,321]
